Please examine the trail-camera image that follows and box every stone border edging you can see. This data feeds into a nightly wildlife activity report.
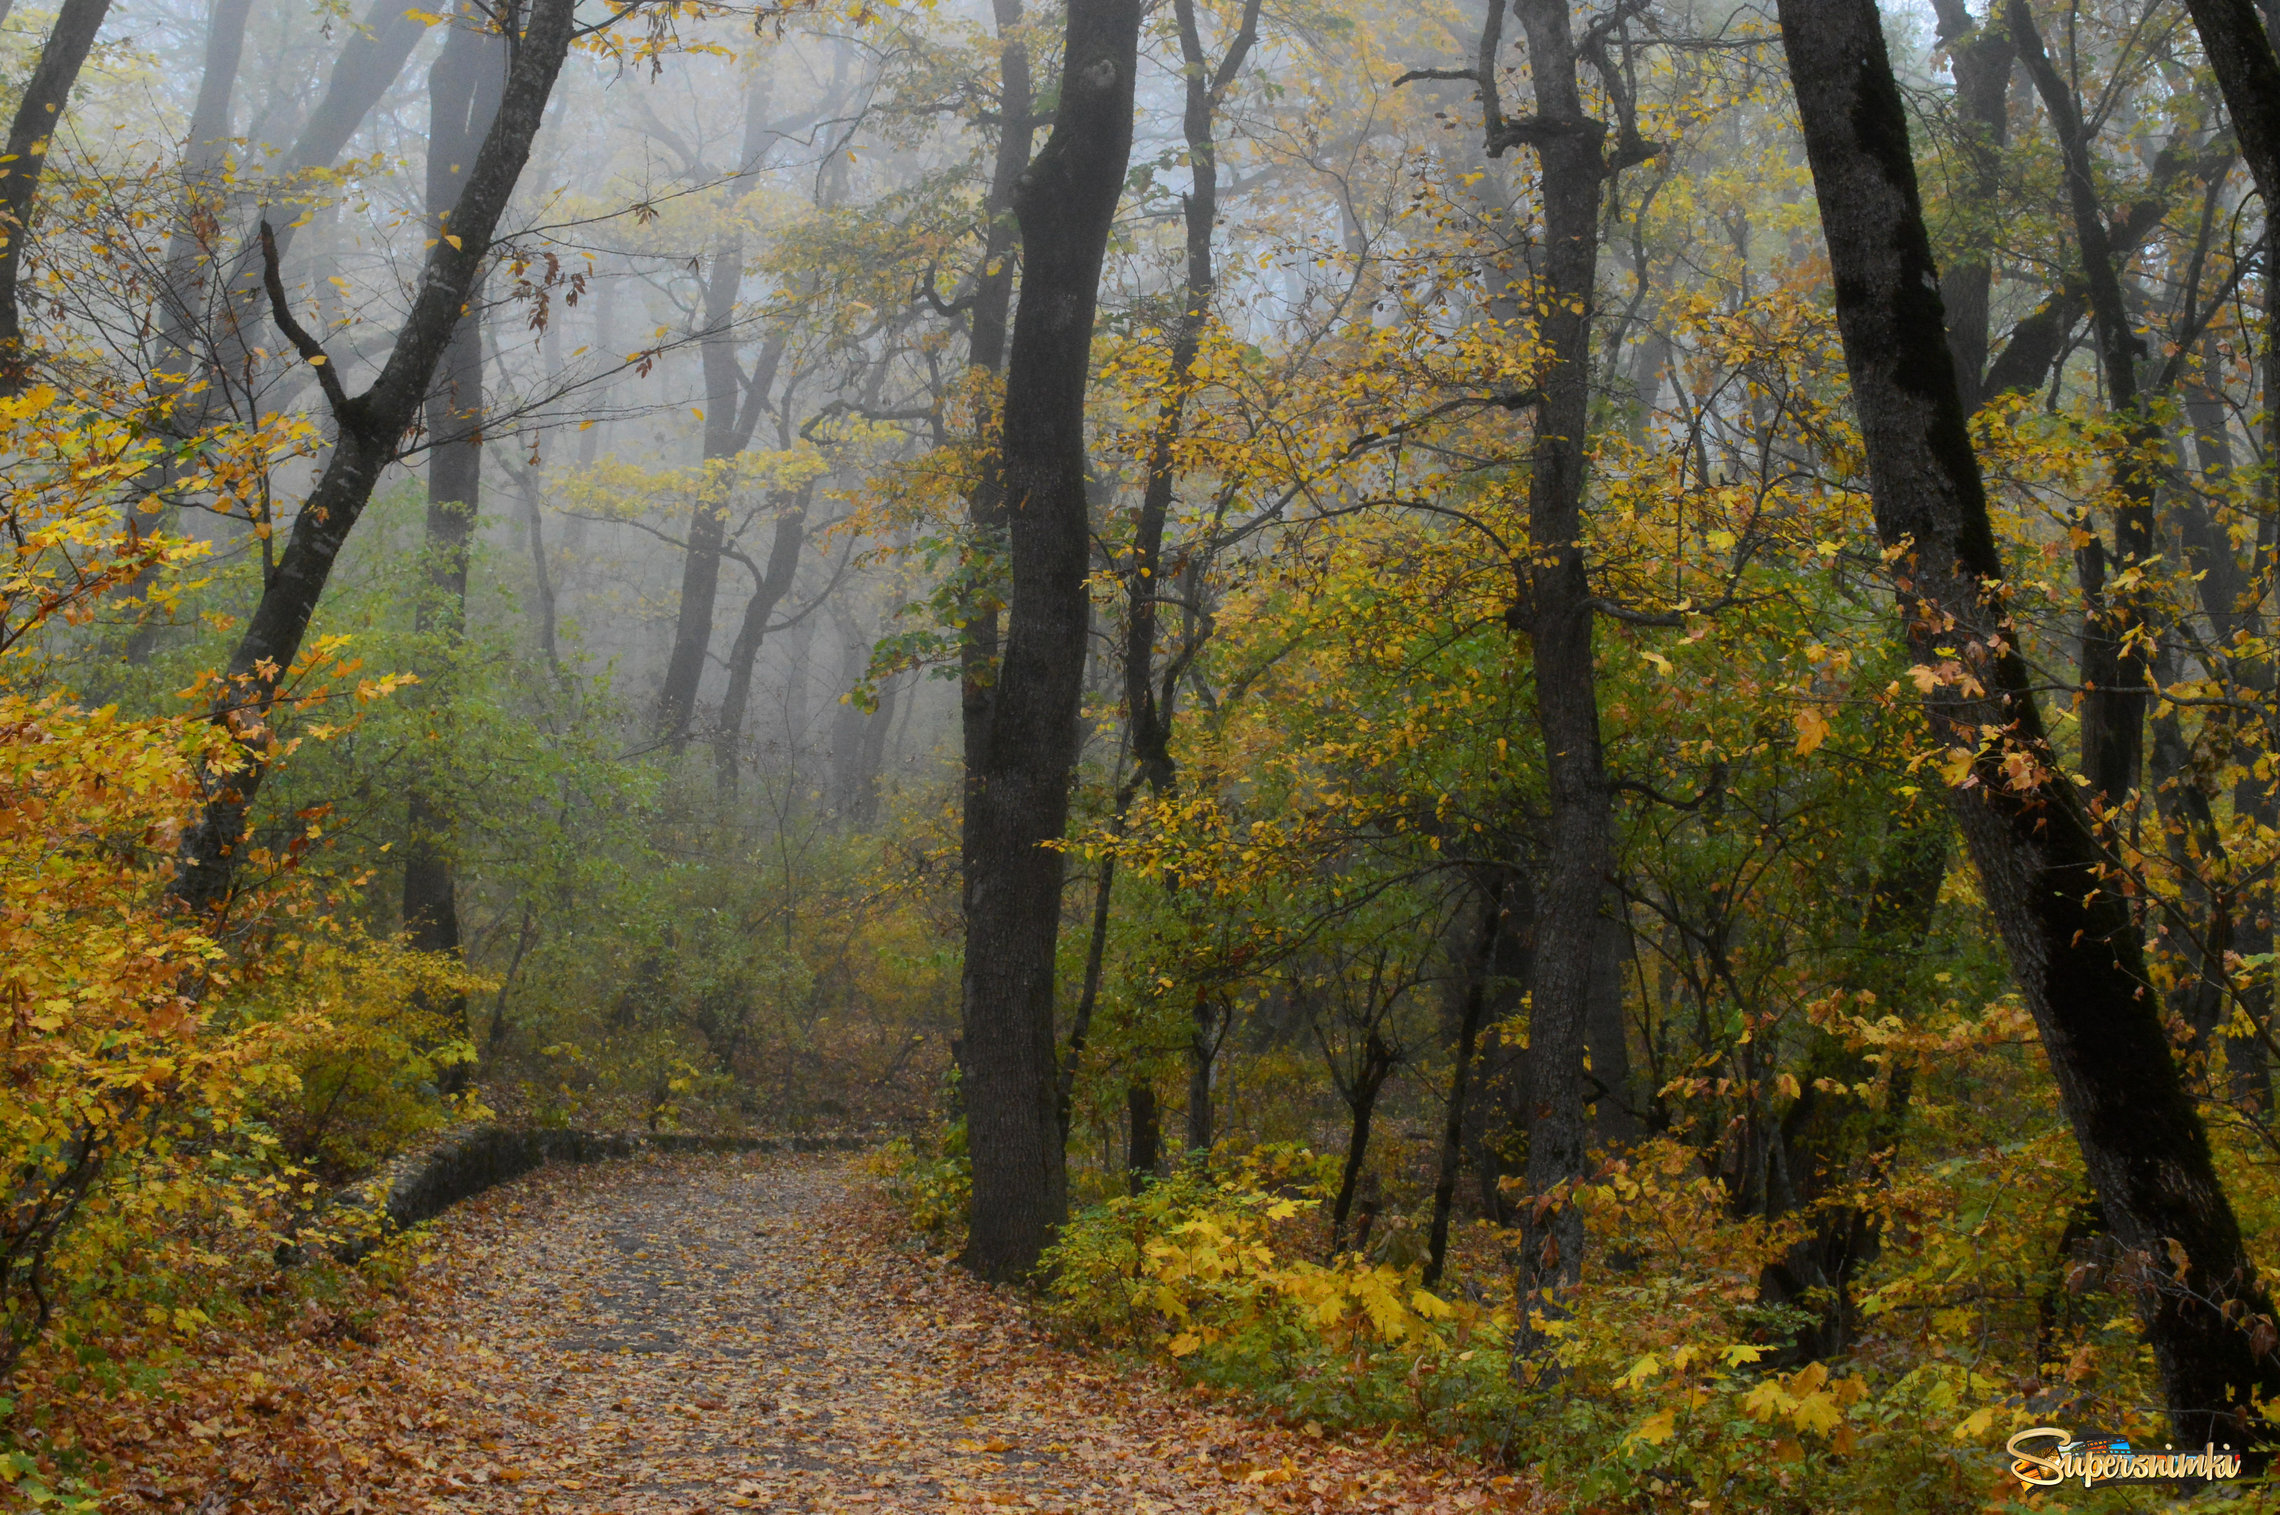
[306,1124,874,1262]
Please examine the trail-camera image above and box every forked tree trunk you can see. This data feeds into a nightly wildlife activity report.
[714,489,809,799]
[655,73,775,747]
[1778,0,2280,1448]
[958,0,1141,1284]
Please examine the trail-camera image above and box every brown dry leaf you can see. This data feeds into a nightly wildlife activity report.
[42,1151,1549,1513]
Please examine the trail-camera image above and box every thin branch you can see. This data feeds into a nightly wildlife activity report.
[259,220,356,424]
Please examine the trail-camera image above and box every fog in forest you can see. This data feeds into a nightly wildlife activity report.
[12,0,2280,1505]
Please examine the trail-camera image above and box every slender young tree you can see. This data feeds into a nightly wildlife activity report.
[1778,0,2280,1448]
[959,0,1141,1284]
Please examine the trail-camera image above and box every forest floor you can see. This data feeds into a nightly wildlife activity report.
[73,1151,1544,1514]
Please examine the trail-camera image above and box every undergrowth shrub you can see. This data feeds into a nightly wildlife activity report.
[872,1114,971,1246]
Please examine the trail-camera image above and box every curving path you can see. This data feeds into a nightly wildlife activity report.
[346,1151,1534,1514]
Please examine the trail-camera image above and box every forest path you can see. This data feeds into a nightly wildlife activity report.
[388,1151,1531,1515]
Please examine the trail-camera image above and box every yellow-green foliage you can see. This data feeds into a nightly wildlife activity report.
[1041,1162,1513,1441]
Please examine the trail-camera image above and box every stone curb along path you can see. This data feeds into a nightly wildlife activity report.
[370,1151,1541,1514]
[298,1124,874,1262]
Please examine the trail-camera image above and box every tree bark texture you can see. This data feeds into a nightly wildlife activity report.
[958,0,1140,1284]
[1507,0,1620,1330]
[172,0,578,917]
[1778,0,2280,1447]
[957,0,1036,1004]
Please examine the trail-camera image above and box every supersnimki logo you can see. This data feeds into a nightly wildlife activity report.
[2004,1426,2244,1490]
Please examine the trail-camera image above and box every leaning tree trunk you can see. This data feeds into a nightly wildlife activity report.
[958,0,1141,1284]
[172,0,579,917]
[197,0,435,397]
[1778,0,2280,1449]
[2008,0,2159,811]
[0,0,115,392]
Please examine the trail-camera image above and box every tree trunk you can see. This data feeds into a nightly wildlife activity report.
[1778,0,2280,1447]
[1426,874,1506,1287]
[956,0,1035,1108]
[1506,0,1623,1337]
[0,0,115,392]
[958,0,1140,1283]
[2178,0,2280,1119]
[1328,1031,1394,1256]
[197,0,434,395]
[402,13,505,973]
[713,489,808,798]
[171,0,579,918]
[1928,0,2013,412]
[655,75,775,747]
[2008,0,2158,810]
[1125,1081,1160,1193]
[121,0,257,665]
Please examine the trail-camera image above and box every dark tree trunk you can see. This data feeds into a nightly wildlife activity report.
[1125,1081,1159,1193]
[171,0,579,917]
[2008,0,2158,810]
[122,0,257,666]
[197,0,433,393]
[1778,0,2280,1448]
[0,0,115,392]
[1503,0,1628,1336]
[2180,0,2280,1122]
[2182,0,2280,212]
[1056,0,1255,1155]
[655,81,775,747]
[714,489,809,798]
[1185,989,1216,1163]
[1328,1031,1395,1256]
[957,0,1140,1284]
[957,0,1035,1068]
[1928,0,2013,411]
[402,14,505,972]
[1426,874,1507,1288]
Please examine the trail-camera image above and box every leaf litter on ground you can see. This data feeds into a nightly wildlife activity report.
[35,1152,1547,1513]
